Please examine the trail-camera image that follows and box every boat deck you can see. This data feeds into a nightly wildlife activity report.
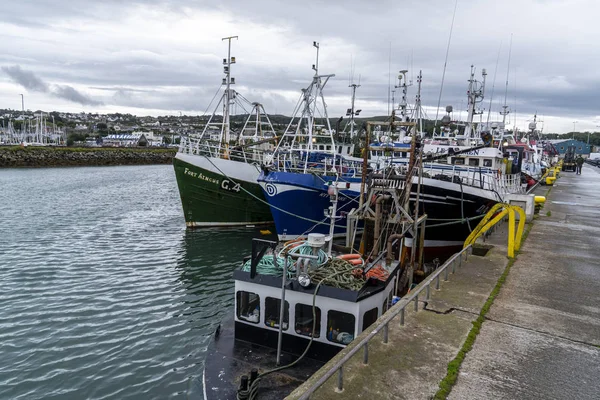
[203,317,324,400]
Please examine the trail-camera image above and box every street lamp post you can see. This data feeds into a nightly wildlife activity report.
[573,121,577,140]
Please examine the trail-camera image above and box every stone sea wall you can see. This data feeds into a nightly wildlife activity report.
[0,146,177,168]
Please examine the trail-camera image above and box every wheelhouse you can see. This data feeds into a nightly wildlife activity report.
[232,237,399,360]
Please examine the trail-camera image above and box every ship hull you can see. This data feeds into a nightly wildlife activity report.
[406,176,501,260]
[173,153,273,227]
[260,169,502,257]
[258,170,361,240]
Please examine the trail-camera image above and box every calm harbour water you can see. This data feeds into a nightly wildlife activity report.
[0,165,263,400]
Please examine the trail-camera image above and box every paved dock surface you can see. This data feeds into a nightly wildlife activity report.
[288,165,600,400]
[451,165,600,399]
[287,232,511,399]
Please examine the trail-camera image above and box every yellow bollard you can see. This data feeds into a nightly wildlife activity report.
[534,196,546,204]
[464,209,509,248]
[463,204,527,258]
[512,206,526,252]
[508,209,515,258]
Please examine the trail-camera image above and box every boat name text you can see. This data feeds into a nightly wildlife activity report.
[221,179,241,193]
[184,167,220,185]
[434,147,480,156]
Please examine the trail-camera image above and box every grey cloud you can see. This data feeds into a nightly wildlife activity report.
[2,64,103,106]
[52,85,104,106]
[2,65,49,92]
[0,0,599,132]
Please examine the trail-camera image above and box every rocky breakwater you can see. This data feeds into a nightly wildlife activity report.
[0,146,177,168]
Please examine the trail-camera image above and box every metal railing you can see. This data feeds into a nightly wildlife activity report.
[297,244,473,399]
[179,136,271,164]
[269,150,364,178]
[421,163,524,194]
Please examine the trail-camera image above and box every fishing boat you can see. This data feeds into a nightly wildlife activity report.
[173,36,277,227]
[403,69,527,258]
[348,68,531,259]
[202,149,426,399]
[257,42,362,240]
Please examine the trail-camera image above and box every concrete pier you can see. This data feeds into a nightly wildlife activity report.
[288,165,600,400]
[450,164,600,399]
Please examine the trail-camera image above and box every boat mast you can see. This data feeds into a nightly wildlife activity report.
[270,42,335,169]
[433,0,459,133]
[348,80,360,139]
[221,35,238,153]
[416,71,423,135]
[307,41,320,153]
[500,34,513,128]
[463,66,486,139]
[397,70,410,123]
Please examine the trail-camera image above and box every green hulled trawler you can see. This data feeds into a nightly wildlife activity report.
[173,36,276,227]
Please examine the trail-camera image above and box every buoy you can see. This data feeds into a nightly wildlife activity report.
[534,196,546,204]
[260,229,272,235]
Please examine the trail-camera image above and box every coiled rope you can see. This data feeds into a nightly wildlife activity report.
[241,255,295,278]
[241,240,330,278]
[308,258,366,291]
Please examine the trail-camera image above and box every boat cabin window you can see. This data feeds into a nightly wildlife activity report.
[236,291,260,324]
[451,157,465,165]
[483,159,493,167]
[402,152,407,158]
[327,310,355,345]
[264,297,289,330]
[468,158,480,167]
[326,145,331,151]
[338,146,342,153]
[362,307,379,331]
[295,304,321,338]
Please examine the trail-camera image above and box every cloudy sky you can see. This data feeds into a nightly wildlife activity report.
[1,0,598,133]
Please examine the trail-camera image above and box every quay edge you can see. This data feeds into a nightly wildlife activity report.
[286,167,600,400]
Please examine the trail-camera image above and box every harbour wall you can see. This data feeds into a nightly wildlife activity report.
[0,146,176,168]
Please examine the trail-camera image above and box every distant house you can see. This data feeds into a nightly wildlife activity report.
[131,130,156,141]
[548,139,592,157]
[103,133,148,147]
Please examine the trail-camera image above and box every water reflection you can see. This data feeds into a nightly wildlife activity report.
[174,227,276,399]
